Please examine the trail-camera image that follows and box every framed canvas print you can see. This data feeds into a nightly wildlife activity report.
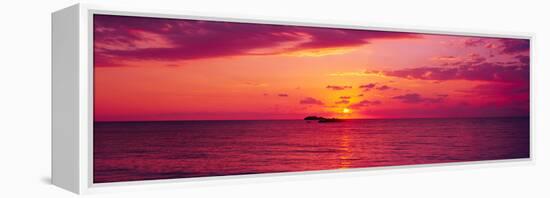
[52,4,533,194]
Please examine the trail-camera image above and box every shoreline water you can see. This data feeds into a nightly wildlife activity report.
[94,117,530,183]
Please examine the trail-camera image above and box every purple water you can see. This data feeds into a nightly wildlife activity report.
[93,117,530,183]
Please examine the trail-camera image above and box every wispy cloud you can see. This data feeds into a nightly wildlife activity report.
[359,83,396,91]
[392,93,447,104]
[350,100,382,108]
[335,100,350,104]
[278,93,289,97]
[299,97,324,105]
[326,85,353,90]
[366,54,529,83]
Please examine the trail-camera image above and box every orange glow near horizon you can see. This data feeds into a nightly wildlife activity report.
[93,14,530,122]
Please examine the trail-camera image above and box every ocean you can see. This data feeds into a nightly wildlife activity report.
[93,117,530,183]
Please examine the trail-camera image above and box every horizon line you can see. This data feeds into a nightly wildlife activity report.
[94,115,530,123]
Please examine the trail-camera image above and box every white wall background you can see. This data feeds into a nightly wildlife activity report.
[0,0,548,197]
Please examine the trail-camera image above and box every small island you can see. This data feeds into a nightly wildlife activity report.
[304,116,344,123]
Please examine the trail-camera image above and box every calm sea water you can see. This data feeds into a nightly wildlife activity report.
[93,117,530,183]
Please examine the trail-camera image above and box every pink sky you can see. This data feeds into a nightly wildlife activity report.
[93,14,530,121]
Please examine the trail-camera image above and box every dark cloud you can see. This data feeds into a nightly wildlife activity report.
[326,85,353,90]
[515,55,530,65]
[499,39,530,54]
[339,96,351,99]
[359,83,376,91]
[278,94,289,97]
[462,38,529,55]
[368,60,529,83]
[299,97,324,105]
[359,83,376,89]
[94,14,419,67]
[392,93,446,104]
[376,85,394,91]
[359,83,395,91]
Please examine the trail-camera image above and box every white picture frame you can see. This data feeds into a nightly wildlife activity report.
[52,3,534,194]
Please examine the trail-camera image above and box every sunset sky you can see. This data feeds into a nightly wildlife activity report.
[93,14,530,121]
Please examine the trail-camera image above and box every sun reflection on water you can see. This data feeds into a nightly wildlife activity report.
[338,132,353,169]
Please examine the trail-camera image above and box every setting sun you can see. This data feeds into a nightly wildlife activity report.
[342,108,351,114]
